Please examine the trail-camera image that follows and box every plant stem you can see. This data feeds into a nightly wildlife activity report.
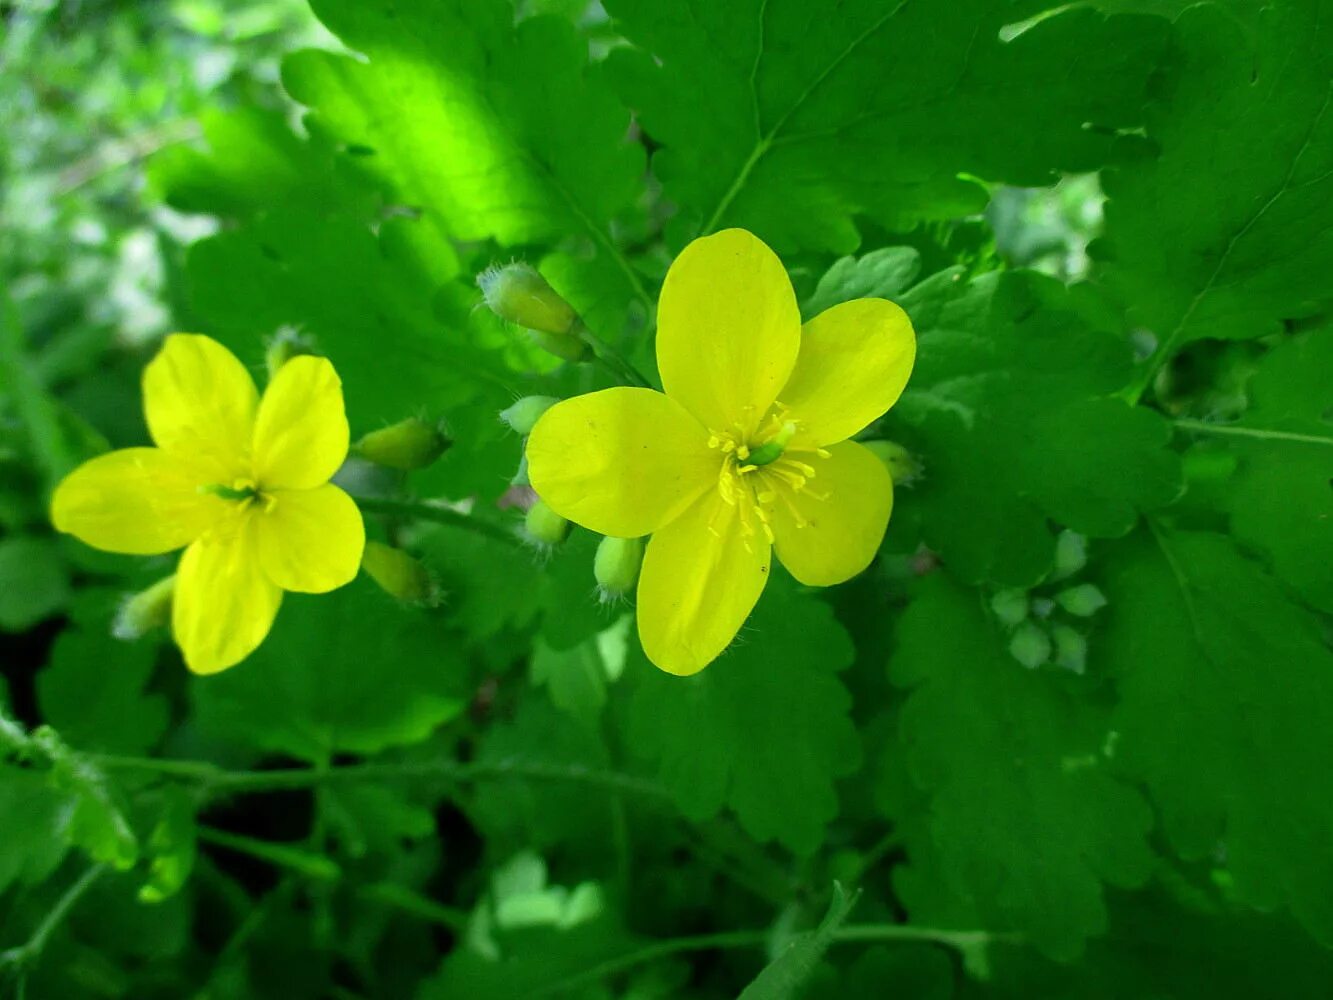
[574,321,653,389]
[91,754,674,805]
[1172,418,1333,448]
[350,495,521,546]
[840,828,905,886]
[197,826,342,882]
[0,864,106,989]
[532,922,1022,996]
[356,882,470,932]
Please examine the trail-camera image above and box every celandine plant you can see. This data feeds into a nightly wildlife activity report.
[4,0,1333,996]
[51,335,366,673]
[526,229,914,674]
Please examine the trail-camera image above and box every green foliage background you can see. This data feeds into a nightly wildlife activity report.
[2,0,1332,996]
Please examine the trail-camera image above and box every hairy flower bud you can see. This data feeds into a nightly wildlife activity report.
[500,396,559,435]
[594,536,643,600]
[524,498,570,547]
[361,541,438,605]
[113,575,176,640]
[354,417,452,472]
[478,262,577,336]
[527,329,590,363]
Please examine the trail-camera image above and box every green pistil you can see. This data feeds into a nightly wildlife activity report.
[741,421,797,468]
[201,483,258,502]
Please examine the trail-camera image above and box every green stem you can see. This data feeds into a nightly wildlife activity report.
[197,826,342,882]
[350,495,520,546]
[574,321,653,389]
[91,754,673,804]
[0,864,106,983]
[1172,418,1333,448]
[356,882,469,931]
[533,922,1022,997]
[840,828,905,886]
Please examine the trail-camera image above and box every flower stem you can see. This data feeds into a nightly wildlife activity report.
[0,864,106,991]
[573,321,653,388]
[91,754,673,804]
[1172,418,1333,448]
[530,922,1023,996]
[197,825,342,882]
[349,495,520,546]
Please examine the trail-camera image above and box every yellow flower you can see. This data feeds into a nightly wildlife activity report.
[526,229,916,675]
[51,334,365,674]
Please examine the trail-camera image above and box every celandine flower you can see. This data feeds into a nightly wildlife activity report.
[526,229,916,675]
[52,334,365,674]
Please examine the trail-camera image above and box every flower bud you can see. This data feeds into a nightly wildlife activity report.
[861,439,922,486]
[500,396,559,435]
[989,588,1028,628]
[1054,583,1107,618]
[594,536,643,600]
[1008,621,1051,670]
[361,541,439,605]
[526,328,590,364]
[524,499,570,547]
[1051,623,1087,675]
[478,262,577,337]
[113,575,176,640]
[1052,530,1087,580]
[354,417,452,472]
[265,327,313,381]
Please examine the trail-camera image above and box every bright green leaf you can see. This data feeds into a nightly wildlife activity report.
[626,577,860,854]
[606,0,1166,251]
[890,572,1155,958]
[890,269,1181,585]
[1100,526,1333,943]
[191,579,471,762]
[1100,0,1333,363]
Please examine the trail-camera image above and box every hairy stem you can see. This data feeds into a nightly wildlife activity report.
[574,321,653,389]
[533,922,1023,996]
[0,864,106,988]
[1173,418,1333,448]
[92,754,673,804]
[349,495,520,545]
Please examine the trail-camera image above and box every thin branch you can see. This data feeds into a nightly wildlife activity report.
[532,921,1023,996]
[0,864,107,988]
[91,754,674,805]
[1173,418,1333,448]
[349,495,522,546]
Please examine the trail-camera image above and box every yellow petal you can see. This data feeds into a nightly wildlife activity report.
[657,229,800,437]
[526,387,718,538]
[770,441,893,586]
[256,485,365,593]
[143,334,257,479]
[173,516,282,675]
[637,491,771,676]
[51,448,224,555]
[253,355,350,490]
[780,299,916,447]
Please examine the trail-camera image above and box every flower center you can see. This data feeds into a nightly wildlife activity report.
[706,404,831,549]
